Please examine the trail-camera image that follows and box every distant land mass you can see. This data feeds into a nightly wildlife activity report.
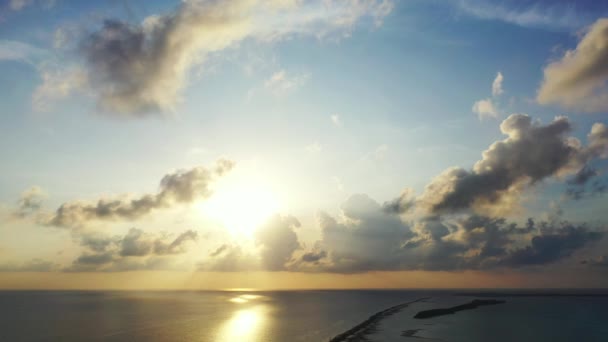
[414,299,506,319]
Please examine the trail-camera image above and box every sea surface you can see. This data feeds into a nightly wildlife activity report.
[1,289,608,341]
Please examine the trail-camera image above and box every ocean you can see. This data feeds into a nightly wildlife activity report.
[1,290,608,341]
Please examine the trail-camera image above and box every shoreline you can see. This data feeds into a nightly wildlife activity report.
[328,297,430,342]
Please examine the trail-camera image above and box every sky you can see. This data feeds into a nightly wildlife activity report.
[1,0,608,290]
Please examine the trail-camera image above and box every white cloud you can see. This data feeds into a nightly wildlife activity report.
[492,71,504,96]
[455,0,591,30]
[472,98,498,120]
[472,71,504,120]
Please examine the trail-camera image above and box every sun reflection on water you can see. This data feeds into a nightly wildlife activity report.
[216,295,268,341]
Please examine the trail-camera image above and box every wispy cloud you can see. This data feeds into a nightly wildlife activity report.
[455,0,599,30]
[34,0,394,116]
[264,69,310,96]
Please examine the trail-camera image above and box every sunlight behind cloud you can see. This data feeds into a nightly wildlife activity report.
[198,177,282,237]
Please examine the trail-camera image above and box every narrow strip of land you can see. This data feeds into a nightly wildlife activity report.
[414,299,505,319]
[328,297,430,342]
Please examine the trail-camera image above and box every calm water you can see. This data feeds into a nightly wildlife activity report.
[1,290,608,341]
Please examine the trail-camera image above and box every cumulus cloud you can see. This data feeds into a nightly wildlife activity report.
[311,194,413,273]
[295,193,604,273]
[502,224,603,267]
[472,98,499,120]
[255,214,301,270]
[418,114,608,216]
[66,228,198,272]
[199,214,302,272]
[41,159,234,228]
[38,0,393,115]
[383,188,415,214]
[537,18,608,112]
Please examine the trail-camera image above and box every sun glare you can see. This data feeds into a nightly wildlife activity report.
[199,180,281,236]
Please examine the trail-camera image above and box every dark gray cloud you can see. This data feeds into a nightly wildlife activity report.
[66,228,198,272]
[419,115,608,216]
[502,225,603,267]
[568,166,598,186]
[42,159,233,228]
[291,193,604,273]
[538,18,608,112]
[78,1,257,115]
[300,250,327,263]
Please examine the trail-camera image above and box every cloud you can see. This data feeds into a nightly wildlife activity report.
[264,69,309,96]
[311,194,414,273]
[295,193,603,273]
[8,0,32,11]
[383,188,415,214]
[502,224,603,267]
[472,71,504,120]
[581,255,608,267]
[0,40,47,63]
[198,244,260,272]
[472,98,499,120]
[418,114,608,216]
[66,228,198,272]
[0,259,58,272]
[40,159,234,228]
[537,18,608,112]
[39,0,393,116]
[255,214,301,270]
[14,186,46,218]
[492,72,504,96]
[32,67,87,112]
[455,0,595,30]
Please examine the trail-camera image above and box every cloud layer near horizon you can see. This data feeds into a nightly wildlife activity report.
[31,159,234,229]
[4,114,608,274]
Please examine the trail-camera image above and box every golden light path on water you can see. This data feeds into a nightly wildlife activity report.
[216,294,268,341]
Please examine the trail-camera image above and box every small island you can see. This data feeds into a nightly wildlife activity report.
[414,299,505,319]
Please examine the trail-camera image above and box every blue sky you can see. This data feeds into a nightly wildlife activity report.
[1,0,608,289]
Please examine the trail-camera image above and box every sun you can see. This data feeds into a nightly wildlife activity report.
[198,180,281,236]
